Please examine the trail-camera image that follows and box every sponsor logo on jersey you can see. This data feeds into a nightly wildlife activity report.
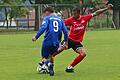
[74,25,84,30]
[73,22,77,24]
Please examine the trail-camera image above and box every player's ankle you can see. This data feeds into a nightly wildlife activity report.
[67,65,73,69]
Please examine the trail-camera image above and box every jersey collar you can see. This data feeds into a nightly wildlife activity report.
[72,15,81,20]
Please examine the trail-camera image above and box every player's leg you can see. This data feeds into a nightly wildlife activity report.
[50,56,54,63]
[39,44,50,65]
[46,55,54,76]
[37,43,47,73]
[37,43,54,76]
[41,58,54,76]
[39,57,54,76]
[71,47,86,67]
[52,47,64,57]
[52,40,68,57]
[47,45,59,76]
[66,42,86,72]
[43,46,55,76]
[37,45,49,74]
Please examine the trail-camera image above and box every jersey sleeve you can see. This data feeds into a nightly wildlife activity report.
[64,18,72,27]
[35,18,49,39]
[62,20,68,41]
[84,14,93,21]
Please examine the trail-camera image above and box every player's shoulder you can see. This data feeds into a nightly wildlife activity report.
[50,16,63,22]
[68,16,74,20]
[44,16,51,20]
[44,15,63,24]
[43,16,50,21]
[65,16,73,21]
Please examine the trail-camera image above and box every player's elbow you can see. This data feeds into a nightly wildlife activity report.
[92,12,97,17]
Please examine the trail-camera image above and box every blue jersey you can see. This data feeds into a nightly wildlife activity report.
[35,15,68,46]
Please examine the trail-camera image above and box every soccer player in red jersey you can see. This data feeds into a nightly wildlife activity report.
[52,4,113,72]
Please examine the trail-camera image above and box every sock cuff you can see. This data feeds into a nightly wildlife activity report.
[45,60,50,66]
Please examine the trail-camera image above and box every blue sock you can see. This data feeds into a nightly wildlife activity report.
[45,60,50,66]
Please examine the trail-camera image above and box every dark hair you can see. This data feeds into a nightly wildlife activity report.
[43,6,54,13]
[72,7,80,13]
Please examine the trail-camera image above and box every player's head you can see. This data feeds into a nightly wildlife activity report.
[43,6,54,17]
[72,7,80,19]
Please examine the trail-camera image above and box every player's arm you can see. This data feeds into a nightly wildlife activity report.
[92,4,113,17]
[61,20,68,49]
[62,20,68,42]
[63,18,72,30]
[64,18,72,27]
[32,19,48,42]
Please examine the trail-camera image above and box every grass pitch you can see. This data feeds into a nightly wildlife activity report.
[0,30,120,80]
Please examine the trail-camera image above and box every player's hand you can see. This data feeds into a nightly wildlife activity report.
[61,41,68,50]
[107,4,113,10]
[32,36,37,42]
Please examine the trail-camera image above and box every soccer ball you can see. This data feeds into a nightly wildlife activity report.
[37,64,49,74]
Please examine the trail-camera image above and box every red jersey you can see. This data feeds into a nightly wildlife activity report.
[64,14,93,42]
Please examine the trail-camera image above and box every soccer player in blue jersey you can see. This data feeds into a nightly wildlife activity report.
[32,6,68,76]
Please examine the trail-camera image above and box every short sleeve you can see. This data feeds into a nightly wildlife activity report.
[64,18,72,27]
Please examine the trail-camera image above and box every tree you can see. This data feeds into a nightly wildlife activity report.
[55,0,78,4]
[0,0,29,28]
[34,0,39,31]
[79,0,103,14]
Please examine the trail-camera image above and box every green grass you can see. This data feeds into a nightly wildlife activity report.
[0,30,120,80]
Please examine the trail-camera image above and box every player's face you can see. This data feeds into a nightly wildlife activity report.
[43,11,51,17]
[72,11,80,19]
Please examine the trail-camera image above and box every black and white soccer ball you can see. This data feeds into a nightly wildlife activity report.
[37,64,49,74]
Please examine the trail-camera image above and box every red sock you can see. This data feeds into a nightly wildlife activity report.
[70,53,86,67]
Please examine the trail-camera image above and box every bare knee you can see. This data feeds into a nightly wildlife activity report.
[76,48,86,57]
[81,51,86,57]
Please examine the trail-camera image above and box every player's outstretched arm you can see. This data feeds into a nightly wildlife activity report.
[32,26,46,42]
[92,4,113,17]
[32,36,37,42]
[62,20,68,49]
[32,19,48,42]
